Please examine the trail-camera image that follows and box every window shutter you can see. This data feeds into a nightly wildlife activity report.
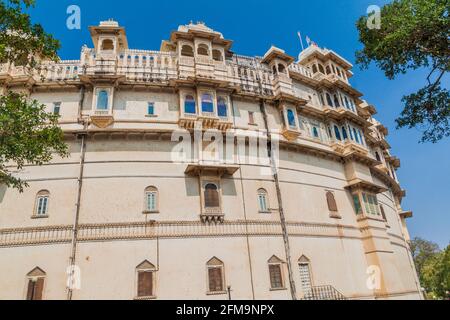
[26,280,35,300]
[380,205,387,222]
[269,264,283,289]
[205,185,219,208]
[34,278,44,300]
[138,271,153,297]
[326,192,338,212]
[208,267,223,292]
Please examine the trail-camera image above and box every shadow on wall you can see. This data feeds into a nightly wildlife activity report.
[0,184,6,203]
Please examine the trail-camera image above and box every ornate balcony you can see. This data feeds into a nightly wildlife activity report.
[282,128,301,141]
[90,110,114,129]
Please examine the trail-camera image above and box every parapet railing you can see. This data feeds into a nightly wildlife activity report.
[301,285,347,300]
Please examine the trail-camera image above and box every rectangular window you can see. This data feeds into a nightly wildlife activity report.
[137,271,153,297]
[248,111,255,125]
[146,192,157,212]
[299,263,312,298]
[258,194,268,212]
[53,102,61,115]
[208,267,224,292]
[362,193,370,215]
[352,194,362,215]
[147,102,155,116]
[269,264,283,289]
[26,278,44,300]
[36,197,49,215]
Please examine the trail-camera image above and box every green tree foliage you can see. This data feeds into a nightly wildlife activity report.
[0,0,67,192]
[356,0,450,143]
[410,237,450,299]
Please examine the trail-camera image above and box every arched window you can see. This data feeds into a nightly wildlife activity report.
[278,64,286,74]
[212,49,223,61]
[342,127,348,140]
[136,261,156,298]
[298,256,313,298]
[201,94,214,113]
[353,128,360,143]
[325,65,331,75]
[217,97,228,118]
[312,64,318,74]
[287,109,296,128]
[268,256,285,289]
[184,95,196,114]
[204,183,220,208]
[26,267,46,300]
[318,64,325,74]
[334,126,342,141]
[197,44,209,56]
[312,127,320,138]
[344,96,350,109]
[272,65,277,74]
[326,93,333,107]
[101,39,114,51]
[35,190,50,216]
[207,257,225,293]
[333,94,341,108]
[181,45,194,57]
[257,189,269,213]
[348,125,354,140]
[375,152,381,162]
[326,191,338,212]
[97,90,109,110]
[144,186,158,213]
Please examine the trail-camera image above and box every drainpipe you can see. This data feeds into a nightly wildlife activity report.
[258,98,297,300]
[253,65,297,300]
[67,85,88,300]
[230,94,256,300]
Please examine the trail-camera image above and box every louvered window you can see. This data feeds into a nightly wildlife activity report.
[269,264,283,289]
[137,271,153,297]
[204,184,219,208]
[208,267,223,292]
[299,263,312,298]
[326,191,338,212]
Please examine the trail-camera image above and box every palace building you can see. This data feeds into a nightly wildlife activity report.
[0,20,422,300]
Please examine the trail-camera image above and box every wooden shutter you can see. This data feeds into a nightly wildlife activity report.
[205,185,219,208]
[137,271,153,297]
[26,280,35,300]
[34,278,44,300]
[208,267,223,292]
[269,264,283,289]
[326,192,338,212]
[380,205,387,222]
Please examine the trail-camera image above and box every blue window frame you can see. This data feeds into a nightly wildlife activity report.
[287,109,296,128]
[53,102,61,115]
[97,90,109,110]
[353,128,360,143]
[201,94,214,113]
[358,130,365,145]
[312,127,319,138]
[217,97,227,117]
[147,102,155,115]
[348,125,354,140]
[184,95,196,114]
[342,127,348,140]
[334,126,342,141]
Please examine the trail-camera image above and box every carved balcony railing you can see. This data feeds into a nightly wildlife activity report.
[302,285,347,300]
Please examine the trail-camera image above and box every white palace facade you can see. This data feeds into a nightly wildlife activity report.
[0,21,422,300]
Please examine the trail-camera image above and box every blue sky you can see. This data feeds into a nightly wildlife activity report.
[28,0,449,248]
